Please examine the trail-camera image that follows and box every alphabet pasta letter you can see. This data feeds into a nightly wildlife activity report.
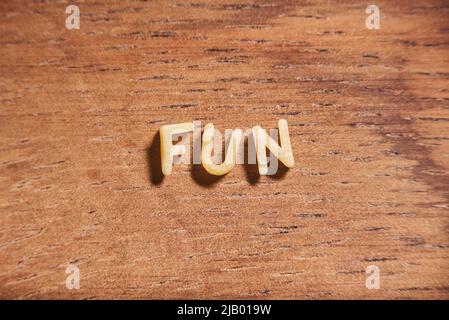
[160,122,194,175]
[202,124,243,176]
[252,119,294,175]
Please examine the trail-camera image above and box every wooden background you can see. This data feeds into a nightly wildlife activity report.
[1,0,448,299]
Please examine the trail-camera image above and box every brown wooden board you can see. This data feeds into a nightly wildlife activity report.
[0,0,448,299]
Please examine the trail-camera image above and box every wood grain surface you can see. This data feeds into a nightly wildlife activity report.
[1,0,449,299]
